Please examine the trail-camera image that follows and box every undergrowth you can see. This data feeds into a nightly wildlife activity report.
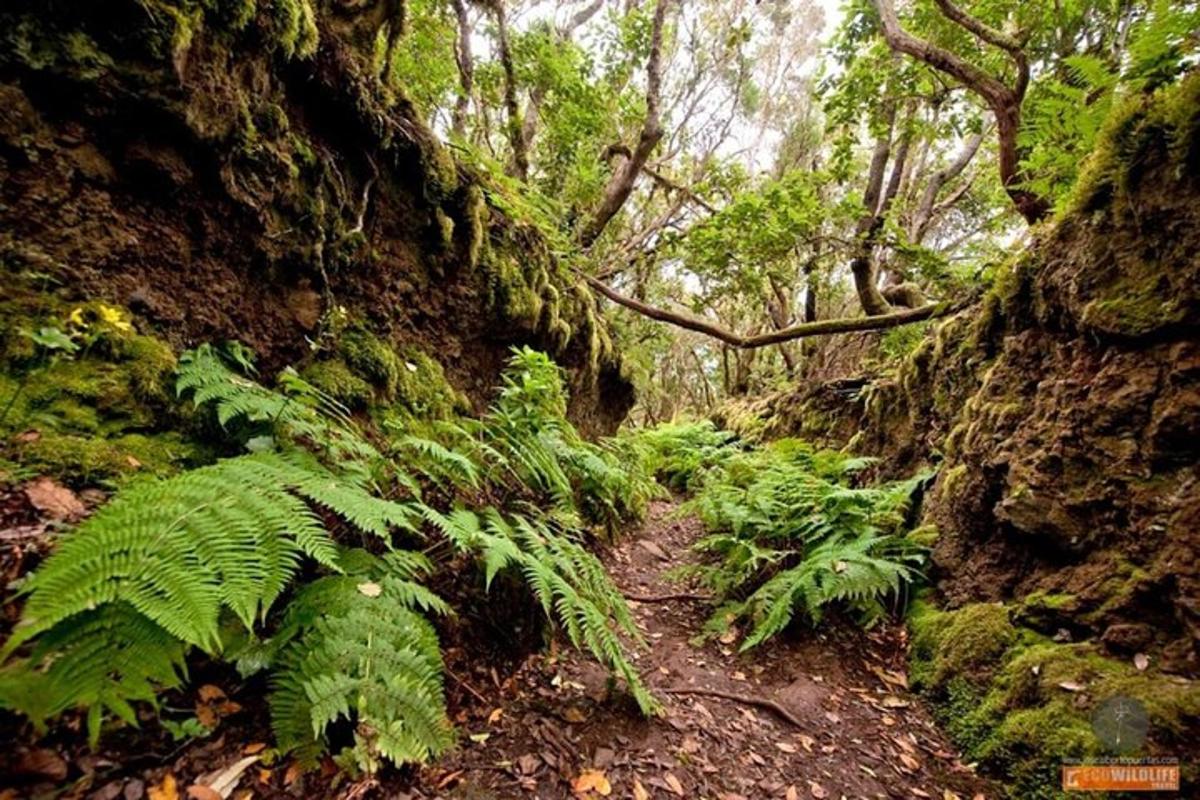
[0,343,658,772]
[633,428,928,648]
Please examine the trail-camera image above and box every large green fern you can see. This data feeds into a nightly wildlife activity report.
[648,432,928,648]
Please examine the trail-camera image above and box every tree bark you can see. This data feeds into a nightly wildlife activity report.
[871,0,1049,223]
[910,129,984,242]
[489,1,529,180]
[578,0,672,248]
[450,0,474,139]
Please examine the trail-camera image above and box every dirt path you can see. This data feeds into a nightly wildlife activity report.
[431,500,995,799]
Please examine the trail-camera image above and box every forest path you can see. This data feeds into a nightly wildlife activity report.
[432,500,995,800]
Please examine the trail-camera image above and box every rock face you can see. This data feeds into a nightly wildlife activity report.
[725,77,1200,676]
[929,79,1200,674]
[0,0,632,434]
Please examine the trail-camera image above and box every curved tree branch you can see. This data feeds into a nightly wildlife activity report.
[580,273,963,349]
[578,0,673,248]
[872,0,1047,223]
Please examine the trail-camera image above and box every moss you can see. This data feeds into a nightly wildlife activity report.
[266,0,320,60]
[909,601,1017,691]
[906,523,939,548]
[339,328,401,400]
[434,208,455,249]
[390,347,470,420]
[909,595,1200,799]
[301,359,374,410]
[464,184,488,269]
[1080,273,1184,336]
[15,431,202,486]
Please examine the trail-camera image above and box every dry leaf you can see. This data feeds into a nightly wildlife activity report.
[148,775,179,800]
[880,696,910,708]
[776,742,797,754]
[571,769,611,796]
[870,666,909,689]
[24,477,86,521]
[562,706,589,723]
[283,763,304,786]
[198,756,259,799]
[356,581,382,597]
[197,685,226,702]
[488,707,504,724]
[899,753,921,772]
[1057,681,1085,692]
[824,711,841,724]
[186,787,221,800]
[786,785,799,800]
[663,773,685,796]
[808,781,828,798]
[242,743,267,755]
[1133,653,1149,672]
[943,791,963,800]
[632,778,650,800]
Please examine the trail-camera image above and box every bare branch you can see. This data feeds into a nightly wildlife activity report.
[580,273,962,349]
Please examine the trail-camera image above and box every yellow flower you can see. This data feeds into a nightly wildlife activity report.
[98,303,133,332]
[68,307,87,327]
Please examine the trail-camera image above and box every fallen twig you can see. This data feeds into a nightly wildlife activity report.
[623,591,711,603]
[662,686,804,728]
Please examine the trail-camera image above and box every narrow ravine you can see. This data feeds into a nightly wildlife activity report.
[432,500,994,799]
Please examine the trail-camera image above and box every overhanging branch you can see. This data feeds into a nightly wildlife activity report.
[580,273,964,349]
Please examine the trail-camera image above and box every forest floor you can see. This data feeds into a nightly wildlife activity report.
[2,493,995,800]
[428,500,994,800]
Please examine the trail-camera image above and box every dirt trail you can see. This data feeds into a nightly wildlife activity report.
[434,500,995,799]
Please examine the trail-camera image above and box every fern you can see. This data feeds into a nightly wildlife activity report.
[646,430,929,648]
[269,559,453,770]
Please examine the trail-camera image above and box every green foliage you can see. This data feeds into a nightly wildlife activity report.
[652,433,926,647]
[2,342,658,765]
[269,556,453,770]
[621,420,743,491]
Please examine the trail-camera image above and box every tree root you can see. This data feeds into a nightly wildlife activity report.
[662,686,804,728]
[623,591,711,603]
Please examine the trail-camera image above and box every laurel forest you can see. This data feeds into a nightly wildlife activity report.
[0,1,1197,798]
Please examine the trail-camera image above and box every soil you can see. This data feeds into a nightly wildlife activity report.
[1,497,994,800]
[427,500,993,800]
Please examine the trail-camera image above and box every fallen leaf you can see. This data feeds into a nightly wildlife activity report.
[798,735,815,752]
[197,685,226,702]
[870,666,909,689]
[824,711,841,724]
[436,770,464,790]
[1133,653,1149,672]
[356,581,382,597]
[24,477,86,521]
[809,781,828,798]
[242,743,267,755]
[663,773,685,796]
[943,791,963,800]
[1058,681,1085,692]
[148,775,178,800]
[197,756,259,799]
[468,732,490,743]
[283,763,304,786]
[912,790,932,798]
[632,778,650,800]
[899,753,921,772]
[488,707,504,724]
[13,748,68,781]
[126,455,143,469]
[185,787,221,800]
[880,695,910,708]
[786,785,799,800]
[571,769,612,796]
[776,742,797,754]
[562,706,589,723]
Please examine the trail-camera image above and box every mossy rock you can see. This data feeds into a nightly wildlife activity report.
[909,598,1200,799]
[301,359,375,411]
[14,431,204,486]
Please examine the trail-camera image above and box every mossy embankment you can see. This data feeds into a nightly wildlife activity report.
[0,0,631,440]
[717,75,1200,796]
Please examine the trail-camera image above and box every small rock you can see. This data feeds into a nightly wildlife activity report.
[1102,623,1154,653]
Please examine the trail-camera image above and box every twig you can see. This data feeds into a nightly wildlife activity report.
[445,664,490,705]
[663,686,804,728]
[623,591,711,603]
